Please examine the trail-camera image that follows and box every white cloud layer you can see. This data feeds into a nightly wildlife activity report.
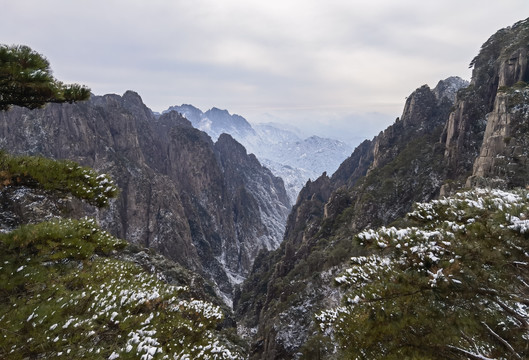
[3,0,529,142]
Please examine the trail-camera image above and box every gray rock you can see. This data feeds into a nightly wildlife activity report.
[0,91,290,304]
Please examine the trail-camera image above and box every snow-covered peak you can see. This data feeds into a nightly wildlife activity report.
[164,105,256,141]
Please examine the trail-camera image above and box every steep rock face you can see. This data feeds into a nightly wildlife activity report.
[329,139,374,189]
[441,19,529,181]
[0,92,201,272]
[215,134,290,252]
[369,83,447,172]
[284,175,332,247]
[468,85,529,188]
[163,104,353,203]
[466,20,529,190]
[235,77,465,359]
[0,92,290,303]
[499,47,529,87]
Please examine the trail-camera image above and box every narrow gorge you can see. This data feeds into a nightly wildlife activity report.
[2,16,529,360]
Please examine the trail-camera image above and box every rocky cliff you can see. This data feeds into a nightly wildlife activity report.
[236,18,529,359]
[468,84,529,189]
[0,91,290,304]
[464,19,529,190]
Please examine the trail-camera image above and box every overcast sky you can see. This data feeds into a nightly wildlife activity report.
[3,1,529,143]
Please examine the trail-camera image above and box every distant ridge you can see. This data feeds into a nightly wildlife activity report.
[163,104,353,203]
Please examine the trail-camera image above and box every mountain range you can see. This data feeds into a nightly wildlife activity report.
[0,92,290,305]
[2,16,529,360]
[163,105,353,203]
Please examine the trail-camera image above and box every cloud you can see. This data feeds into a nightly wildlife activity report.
[3,0,529,140]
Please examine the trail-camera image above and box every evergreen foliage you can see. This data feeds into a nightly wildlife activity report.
[0,153,245,358]
[0,44,90,110]
[0,151,118,207]
[0,218,243,359]
[317,188,529,359]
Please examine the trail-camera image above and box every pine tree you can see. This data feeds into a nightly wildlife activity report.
[317,188,529,359]
[0,44,90,110]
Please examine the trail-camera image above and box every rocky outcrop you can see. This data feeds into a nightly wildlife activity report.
[441,18,529,181]
[368,80,459,174]
[432,76,470,103]
[468,85,529,188]
[0,91,290,304]
[499,48,529,87]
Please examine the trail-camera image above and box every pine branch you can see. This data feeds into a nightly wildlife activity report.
[481,321,522,360]
[520,279,529,289]
[460,330,481,355]
[493,298,529,329]
[446,345,494,360]
[478,287,529,328]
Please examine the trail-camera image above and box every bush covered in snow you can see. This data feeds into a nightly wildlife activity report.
[317,188,529,359]
[0,217,244,359]
[0,153,245,359]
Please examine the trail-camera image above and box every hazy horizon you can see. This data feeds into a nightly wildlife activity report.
[3,0,529,142]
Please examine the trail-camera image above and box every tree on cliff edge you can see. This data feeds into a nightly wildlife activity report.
[0,43,112,206]
[0,44,90,110]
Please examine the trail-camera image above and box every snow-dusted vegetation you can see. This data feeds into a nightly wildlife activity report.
[0,151,118,207]
[0,151,244,359]
[318,188,529,359]
[0,217,244,359]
